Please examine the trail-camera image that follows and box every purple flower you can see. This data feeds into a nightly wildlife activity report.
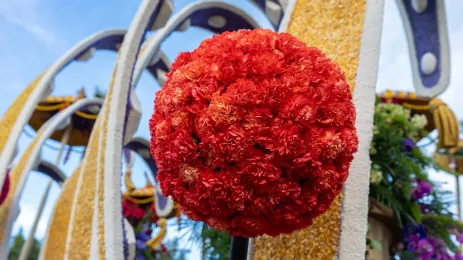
[455,253,463,260]
[420,204,430,213]
[411,179,432,200]
[136,251,145,260]
[402,138,415,152]
[457,235,463,243]
[136,238,147,251]
[417,238,433,253]
[135,225,151,251]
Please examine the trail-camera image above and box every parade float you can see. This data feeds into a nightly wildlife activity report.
[367,93,462,259]
[1,0,461,259]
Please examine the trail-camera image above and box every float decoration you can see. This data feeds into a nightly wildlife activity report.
[379,90,460,149]
[367,99,463,259]
[150,28,358,238]
[122,150,179,260]
[29,88,100,146]
[396,0,450,98]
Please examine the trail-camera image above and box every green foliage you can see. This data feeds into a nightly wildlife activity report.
[160,237,190,260]
[200,225,231,260]
[94,86,106,99]
[8,229,41,260]
[180,218,231,260]
[369,101,461,255]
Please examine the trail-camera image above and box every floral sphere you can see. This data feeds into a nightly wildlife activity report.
[149,29,358,237]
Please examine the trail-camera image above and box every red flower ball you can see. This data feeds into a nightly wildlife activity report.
[149,29,358,237]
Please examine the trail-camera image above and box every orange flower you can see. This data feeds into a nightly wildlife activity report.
[149,29,357,237]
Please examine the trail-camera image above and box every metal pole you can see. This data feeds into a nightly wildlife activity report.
[19,125,73,260]
[230,236,249,260]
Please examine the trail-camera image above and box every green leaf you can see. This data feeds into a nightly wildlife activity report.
[410,204,422,223]
[371,240,382,252]
[400,251,415,260]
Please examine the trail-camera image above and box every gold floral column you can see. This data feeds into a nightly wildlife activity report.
[253,1,369,259]
[40,165,82,259]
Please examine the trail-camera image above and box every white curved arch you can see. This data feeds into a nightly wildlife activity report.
[396,0,450,97]
[125,137,174,218]
[132,0,261,87]
[127,2,262,146]
[124,218,136,260]
[90,0,171,258]
[0,29,127,194]
[249,0,290,30]
[97,3,260,258]
[0,98,103,259]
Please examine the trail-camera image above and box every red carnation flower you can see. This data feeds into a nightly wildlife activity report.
[149,29,358,237]
[122,199,145,221]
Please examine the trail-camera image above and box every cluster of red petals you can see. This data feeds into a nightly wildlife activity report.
[149,29,358,237]
[122,199,145,221]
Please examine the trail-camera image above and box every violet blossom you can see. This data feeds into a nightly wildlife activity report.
[411,179,432,200]
[135,224,152,260]
[402,138,415,152]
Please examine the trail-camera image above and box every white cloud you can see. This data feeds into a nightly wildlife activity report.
[0,0,57,44]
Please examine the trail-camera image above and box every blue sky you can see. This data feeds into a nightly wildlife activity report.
[0,0,463,259]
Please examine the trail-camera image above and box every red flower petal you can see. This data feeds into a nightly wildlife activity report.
[149,29,358,237]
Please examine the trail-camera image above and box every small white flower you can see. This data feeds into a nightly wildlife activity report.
[370,168,383,184]
[410,114,428,130]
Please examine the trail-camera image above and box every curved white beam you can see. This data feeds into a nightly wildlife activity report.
[0,29,128,195]
[94,0,171,258]
[396,0,450,97]
[124,218,136,260]
[338,0,384,259]
[127,2,262,143]
[249,0,289,30]
[125,137,174,218]
[0,99,103,259]
[99,3,260,257]
[132,0,260,87]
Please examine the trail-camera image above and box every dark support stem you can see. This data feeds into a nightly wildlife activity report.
[230,236,249,260]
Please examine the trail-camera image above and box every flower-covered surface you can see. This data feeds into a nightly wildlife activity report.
[368,101,463,259]
[122,199,168,260]
[149,29,358,237]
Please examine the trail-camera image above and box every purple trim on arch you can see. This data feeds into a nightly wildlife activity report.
[124,138,170,211]
[120,4,164,259]
[156,190,168,209]
[145,5,261,79]
[124,139,158,179]
[122,213,129,260]
[401,0,441,88]
[189,7,257,33]
[250,0,283,30]
[74,34,126,61]
[123,148,132,165]
[36,161,66,183]
[146,55,170,80]
[121,0,163,150]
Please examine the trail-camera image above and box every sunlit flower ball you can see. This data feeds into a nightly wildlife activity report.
[149,29,358,237]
